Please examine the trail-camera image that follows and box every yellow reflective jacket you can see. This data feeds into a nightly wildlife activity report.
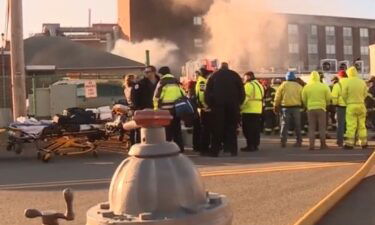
[342,67,368,105]
[153,74,184,110]
[302,71,331,111]
[331,77,348,107]
[241,80,264,114]
[274,81,303,107]
[195,76,208,109]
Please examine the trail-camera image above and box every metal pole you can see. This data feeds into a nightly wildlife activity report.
[1,33,6,108]
[145,50,150,66]
[32,75,36,116]
[88,8,91,27]
[10,0,27,119]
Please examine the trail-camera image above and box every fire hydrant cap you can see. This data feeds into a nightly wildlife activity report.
[133,110,172,128]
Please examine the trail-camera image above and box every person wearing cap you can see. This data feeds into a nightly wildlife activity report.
[153,66,185,152]
[205,62,245,157]
[331,70,348,147]
[274,71,303,148]
[263,79,277,135]
[195,68,213,155]
[241,71,264,152]
[302,71,331,150]
[342,66,368,149]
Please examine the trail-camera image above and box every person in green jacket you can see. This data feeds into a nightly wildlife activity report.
[342,66,368,149]
[241,71,264,152]
[331,70,348,147]
[274,71,303,148]
[302,71,331,150]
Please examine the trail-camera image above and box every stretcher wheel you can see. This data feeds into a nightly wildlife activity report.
[6,143,14,151]
[37,152,41,160]
[42,153,51,163]
[15,143,23,154]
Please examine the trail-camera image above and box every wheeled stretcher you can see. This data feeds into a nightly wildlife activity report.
[6,118,106,162]
[6,105,133,162]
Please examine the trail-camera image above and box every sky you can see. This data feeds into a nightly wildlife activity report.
[1,0,375,39]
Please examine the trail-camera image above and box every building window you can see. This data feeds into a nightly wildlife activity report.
[289,43,299,54]
[193,16,203,26]
[343,27,352,37]
[360,28,369,38]
[310,25,318,36]
[308,44,318,54]
[194,38,203,48]
[325,26,335,36]
[326,45,336,54]
[344,45,353,55]
[361,46,369,55]
[288,24,298,35]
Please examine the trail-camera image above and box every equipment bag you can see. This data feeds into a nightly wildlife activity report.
[174,96,195,118]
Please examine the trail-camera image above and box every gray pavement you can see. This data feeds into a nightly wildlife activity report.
[317,168,375,225]
[0,132,373,225]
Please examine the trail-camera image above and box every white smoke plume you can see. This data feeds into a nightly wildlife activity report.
[203,0,287,72]
[112,39,179,67]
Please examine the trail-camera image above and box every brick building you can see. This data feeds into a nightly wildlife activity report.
[118,0,375,73]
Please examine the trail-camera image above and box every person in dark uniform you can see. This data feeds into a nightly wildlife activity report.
[204,62,245,157]
[130,66,160,144]
[133,66,160,110]
[262,79,277,135]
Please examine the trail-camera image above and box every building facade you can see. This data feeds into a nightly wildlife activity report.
[108,1,375,73]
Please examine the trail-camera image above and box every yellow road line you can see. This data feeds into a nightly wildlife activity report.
[0,162,360,190]
[293,151,375,225]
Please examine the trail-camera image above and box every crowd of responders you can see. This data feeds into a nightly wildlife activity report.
[123,63,372,157]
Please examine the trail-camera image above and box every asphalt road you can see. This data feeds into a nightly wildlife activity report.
[0,132,373,225]
[317,168,375,225]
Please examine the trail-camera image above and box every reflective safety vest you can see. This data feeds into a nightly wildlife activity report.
[241,80,265,114]
[331,78,348,107]
[153,74,184,110]
[195,76,208,109]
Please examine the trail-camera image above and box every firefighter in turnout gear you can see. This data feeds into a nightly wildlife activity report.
[195,68,213,155]
[263,79,277,135]
[342,66,368,149]
[241,72,265,152]
[271,78,282,133]
[153,66,185,152]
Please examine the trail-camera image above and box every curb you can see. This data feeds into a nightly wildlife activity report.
[293,151,375,225]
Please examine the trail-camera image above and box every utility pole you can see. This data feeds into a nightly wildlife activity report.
[10,0,27,119]
[1,33,6,109]
[88,8,92,27]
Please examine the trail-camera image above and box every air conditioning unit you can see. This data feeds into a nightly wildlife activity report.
[338,60,350,71]
[354,60,365,74]
[320,59,337,73]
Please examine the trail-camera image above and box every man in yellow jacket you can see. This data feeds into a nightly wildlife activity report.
[241,71,264,152]
[195,68,213,155]
[153,66,185,152]
[342,66,368,149]
[274,71,303,148]
[331,70,348,147]
[302,71,331,150]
